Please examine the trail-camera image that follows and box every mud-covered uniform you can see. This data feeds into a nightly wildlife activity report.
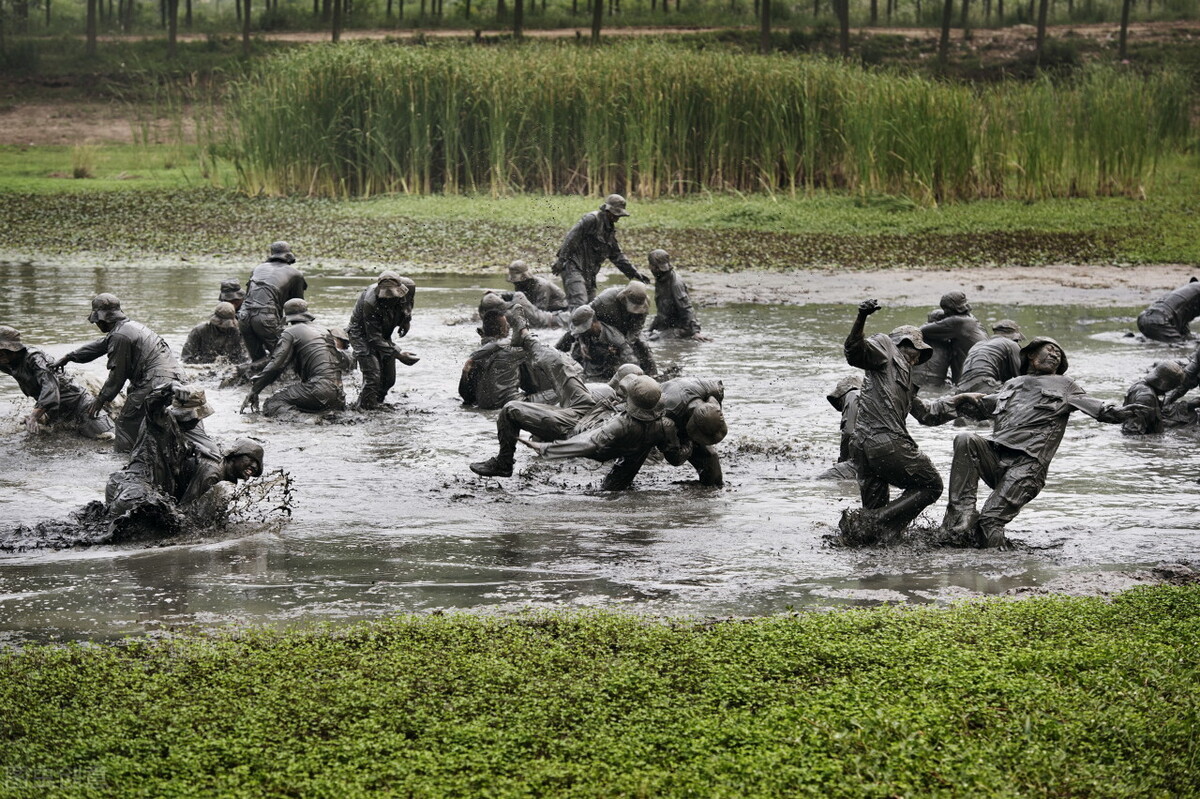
[1137,279,1200,344]
[347,284,411,409]
[252,322,345,417]
[590,286,656,375]
[555,319,638,382]
[956,335,1022,394]
[0,346,113,439]
[658,378,725,486]
[62,319,186,452]
[182,320,246,364]
[507,276,568,312]
[552,211,645,309]
[846,330,958,537]
[817,386,860,481]
[540,407,690,491]
[459,335,528,410]
[238,258,307,361]
[920,313,988,385]
[944,374,1126,547]
[649,269,701,339]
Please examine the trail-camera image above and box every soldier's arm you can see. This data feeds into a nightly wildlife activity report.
[250,335,294,393]
[458,360,478,404]
[29,351,63,412]
[60,336,110,366]
[844,300,884,370]
[539,416,623,460]
[1165,351,1200,404]
[97,335,132,403]
[657,419,692,467]
[671,276,702,336]
[181,327,202,362]
[1065,383,1132,423]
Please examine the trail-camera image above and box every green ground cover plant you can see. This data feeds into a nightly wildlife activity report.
[0,586,1196,796]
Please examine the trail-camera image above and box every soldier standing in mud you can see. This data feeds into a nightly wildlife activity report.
[1137,277,1200,344]
[941,337,1139,549]
[54,294,186,453]
[646,249,703,340]
[842,299,974,544]
[556,305,640,382]
[182,303,246,364]
[238,241,308,362]
[0,325,114,440]
[347,271,420,410]
[502,260,568,312]
[243,299,346,417]
[919,291,988,385]
[955,320,1024,394]
[589,281,656,375]
[552,194,652,309]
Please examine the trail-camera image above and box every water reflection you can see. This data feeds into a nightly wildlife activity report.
[0,258,1197,642]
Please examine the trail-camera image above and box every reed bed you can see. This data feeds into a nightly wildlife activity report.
[221,42,1193,202]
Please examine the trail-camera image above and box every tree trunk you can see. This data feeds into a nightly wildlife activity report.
[167,0,177,57]
[160,0,166,28]
[961,0,969,34]
[870,0,877,25]
[185,0,191,26]
[937,0,953,66]
[837,0,850,56]
[514,0,522,37]
[590,0,601,42]
[497,0,505,19]
[759,0,770,53]
[1034,0,1048,62]
[86,0,97,56]
[46,0,51,27]
[1118,0,1131,58]
[242,0,251,56]
[332,0,342,40]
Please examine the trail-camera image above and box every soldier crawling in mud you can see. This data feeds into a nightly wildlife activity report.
[919,291,987,386]
[841,299,976,544]
[459,309,533,410]
[955,320,1024,394]
[816,375,862,481]
[0,325,114,440]
[646,249,703,340]
[1137,277,1200,344]
[243,299,345,417]
[500,260,567,312]
[552,194,652,309]
[590,280,657,375]
[1164,341,1200,410]
[1121,361,1188,435]
[182,303,246,364]
[556,305,640,382]
[55,294,187,453]
[656,376,727,486]
[238,241,308,362]
[347,271,420,410]
[106,383,263,538]
[941,337,1139,549]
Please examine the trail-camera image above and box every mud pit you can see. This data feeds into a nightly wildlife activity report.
[0,258,1198,644]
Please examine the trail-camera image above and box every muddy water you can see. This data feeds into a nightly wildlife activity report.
[0,259,1196,643]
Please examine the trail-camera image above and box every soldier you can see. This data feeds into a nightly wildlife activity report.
[219,279,246,313]
[521,375,691,491]
[941,337,1138,548]
[458,310,529,410]
[1137,277,1200,344]
[106,383,263,531]
[182,303,246,364]
[842,300,973,544]
[911,308,954,389]
[0,325,113,440]
[551,194,652,309]
[919,291,988,385]
[243,299,345,417]
[956,319,1024,394]
[504,260,567,312]
[54,294,186,453]
[347,271,420,410]
[657,377,727,486]
[1164,342,1200,406]
[555,305,639,382]
[816,375,862,481]
[590,280,656,375]
[1121,361,1186,436]
[238,241,308,362]
[646,249,702,339]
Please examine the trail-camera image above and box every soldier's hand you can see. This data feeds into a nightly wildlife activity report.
[398,321,410,338]
[85,397,105,419]
[1164,388,1186,405]
[858,299,882,316]
[51,356,69,372]
[951,392,986,408]
[24,409,45,434]
[636,271,653,285]
[240,392,260,415]
[1115,403,1148,421]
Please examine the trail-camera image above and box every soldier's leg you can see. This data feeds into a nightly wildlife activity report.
[941,432,1002,537]
[601,448,652,491]
[561,267,589,310]
[688,445,723,487]
[114,384,155,453]
[356,351,383,409]
[262,382,339,416]
[379,355,397,402]
[868,440,943,537]
[239,315,266,361]
[496,402,579,463]
[526,341,591,410]
[975,455,1046,548]
[852,449,890,510]
[629,336,657,375]
[1137,308,1185,344]
[257,312,283,354]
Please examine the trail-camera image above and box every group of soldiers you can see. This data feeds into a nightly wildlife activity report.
[825,287,1200,549]
[4,194,1197,549]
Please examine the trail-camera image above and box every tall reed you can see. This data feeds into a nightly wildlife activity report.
[220,42,1194,202]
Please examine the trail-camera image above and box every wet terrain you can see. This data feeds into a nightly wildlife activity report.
[0,259,1197,643]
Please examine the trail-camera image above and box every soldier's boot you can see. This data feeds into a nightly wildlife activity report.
[938,506,979,546]
[469,456,514,478]
[874,488,939,544]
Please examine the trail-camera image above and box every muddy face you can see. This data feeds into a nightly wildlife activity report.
[0,258,1195,643]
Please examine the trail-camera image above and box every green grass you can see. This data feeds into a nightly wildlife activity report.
[0,586,1197,796]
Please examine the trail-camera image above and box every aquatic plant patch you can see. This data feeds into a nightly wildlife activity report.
[0,587,1196,796]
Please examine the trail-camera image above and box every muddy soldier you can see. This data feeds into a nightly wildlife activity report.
[182,303,246,364]
[817,375,862,481]
[919,291,988,385]
[458,310,529,410]
[1121,361,1186,436]
[244,299,345,417]
[646,250,702,339]
[590,281,657,375]
[54,294,186,453]
[106,383,263,530]
[1137,277,1200,344]
[955,320,1024,394]
[238,241,308,362]
[552,194,652,309]
[842,300,972,544]
[503,260,567,312]
[0,325,114,440]
[556,305,639,382]
[219,279,245,313]
[348,271,420,410]
[942,337,1138,549]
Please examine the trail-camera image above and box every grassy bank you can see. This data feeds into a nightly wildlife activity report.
[2,154,1199,267]
[0,586,1197,796]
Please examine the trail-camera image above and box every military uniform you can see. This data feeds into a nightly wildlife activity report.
[347,279,412,409]
[182,308,246,364]
[555,320,638,382]
[957,336,1023,393]
[238,247,307,361]
[458,335,528,410]
[590,285,656,374]
[919,313,988,385]
[649,269,701,339]
[251,315,345,417]
[552,197,649,308]
[1137,278,1200,343]
[0,344,113,439]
